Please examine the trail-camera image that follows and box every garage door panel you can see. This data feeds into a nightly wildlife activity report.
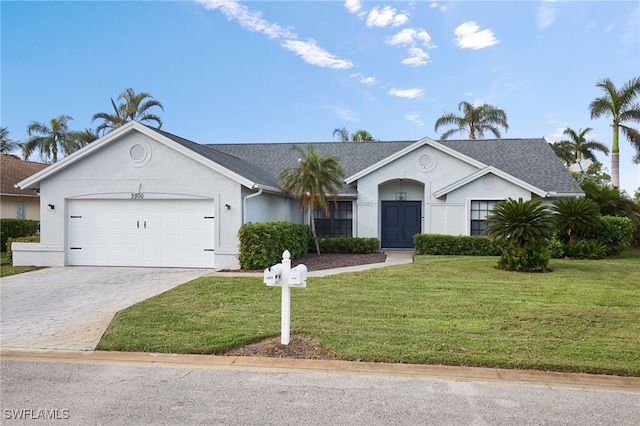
[68,199,214,268]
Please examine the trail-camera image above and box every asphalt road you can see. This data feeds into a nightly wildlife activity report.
[2,357,639,426]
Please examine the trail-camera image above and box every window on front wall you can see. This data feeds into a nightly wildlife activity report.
[470,200,497,236]
[16,202,26,219]
[314,201,353,237]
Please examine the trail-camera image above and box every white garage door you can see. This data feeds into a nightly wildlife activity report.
[68,199,215,268]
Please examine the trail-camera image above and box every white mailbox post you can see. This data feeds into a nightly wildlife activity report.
[263,250,307,345]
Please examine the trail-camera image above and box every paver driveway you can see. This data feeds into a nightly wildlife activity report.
[0,267,210,351]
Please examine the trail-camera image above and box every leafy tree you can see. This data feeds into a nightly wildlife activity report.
[23,115,83,163]
[434,101,509,140]
[589,77,640,188]
[485,198,553,272]
[556,127,609,171]
[0,127,22,155]
[551,197,601,243]
[332,127,375,142]
[92,88,164,135]
[279,145,345,255]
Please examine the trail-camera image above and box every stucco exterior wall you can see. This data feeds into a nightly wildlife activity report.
[13,131,245,269]
[242,188,303,225]
[0,196,41,220]
[356,145,479,239]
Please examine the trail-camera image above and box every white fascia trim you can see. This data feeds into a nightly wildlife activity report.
[433,166,547,198]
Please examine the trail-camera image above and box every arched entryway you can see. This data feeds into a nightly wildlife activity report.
[379,179,424,249]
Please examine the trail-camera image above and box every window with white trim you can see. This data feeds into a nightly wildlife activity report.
[314,201,353,237]
[470,200,497,236]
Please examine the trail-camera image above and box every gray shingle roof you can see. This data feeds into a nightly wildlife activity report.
[439,138,584,194]
[149,127,583,196]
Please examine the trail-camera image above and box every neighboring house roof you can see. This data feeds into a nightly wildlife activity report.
[16,121,583,198]
[1,154,48,197]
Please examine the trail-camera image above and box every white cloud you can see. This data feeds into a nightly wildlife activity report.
[281,39,353,70]
[454,21,499,49]
[537,0,557,30]
[388,88,424,99]
[323,105,357,122]
[350,73,377,85]
[386,28,435,67]
[429,2,446,12]
[360,76,377,85]
[366,6,409,28]
[196,0,295,39]
[405,111,425,126]
[197,0,354,71]
[402,48,430,67]
[344,0,363,15]
[386,28,433,47]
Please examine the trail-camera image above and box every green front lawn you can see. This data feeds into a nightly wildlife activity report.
[97,249,640,376]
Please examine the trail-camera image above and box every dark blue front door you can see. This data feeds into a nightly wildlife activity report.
[381,201,421,248]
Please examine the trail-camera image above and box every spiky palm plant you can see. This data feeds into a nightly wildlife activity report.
[92,88,164,135]
[485,198,553,271]
[551,197,601,243]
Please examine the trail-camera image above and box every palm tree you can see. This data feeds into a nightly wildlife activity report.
[549,140,574,167]
[72,128,101,146]
[0,127,22,155]
[92,88,164,135]
[557,127,609,171]
[332,127,350,142]
[434,101,509,140]
[332,127,376,142]
[589,77,640,188]
[23,115,80,163]
[279,145,345,255]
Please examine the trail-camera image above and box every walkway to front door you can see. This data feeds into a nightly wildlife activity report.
[381,201,421,249]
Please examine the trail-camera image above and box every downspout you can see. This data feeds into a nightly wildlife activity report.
[242,188,263,224]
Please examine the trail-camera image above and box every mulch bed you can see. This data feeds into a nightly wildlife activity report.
[221,252,387,272]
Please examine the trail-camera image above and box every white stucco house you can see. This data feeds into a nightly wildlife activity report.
[13,121,583,269]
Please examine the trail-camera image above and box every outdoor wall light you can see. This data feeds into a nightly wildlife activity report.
[48,204,55,210]
[225,204,231,210]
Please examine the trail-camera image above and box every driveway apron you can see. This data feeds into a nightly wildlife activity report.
[0,267,210,351]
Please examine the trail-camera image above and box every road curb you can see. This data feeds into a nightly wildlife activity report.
[2,349,638,393]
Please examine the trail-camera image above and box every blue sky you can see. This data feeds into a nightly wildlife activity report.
[2,0,639,194]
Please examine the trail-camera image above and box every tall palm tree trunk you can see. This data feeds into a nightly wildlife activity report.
[309,207,321,255]
[611,125,620,188]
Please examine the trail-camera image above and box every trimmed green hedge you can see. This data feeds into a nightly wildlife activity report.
[414,234,503,256]
[317,237,380,254]
[6,235,40,262]
[1,219,39,252]
[237,222,312,270]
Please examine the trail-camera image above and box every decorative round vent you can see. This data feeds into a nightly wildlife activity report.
[127,138,152,167]
[130,144,147,161]
[482,174,497,190]
[416,153,437,172]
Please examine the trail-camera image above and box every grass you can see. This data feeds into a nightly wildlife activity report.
[0,252,43,277]
[97,249,640,376]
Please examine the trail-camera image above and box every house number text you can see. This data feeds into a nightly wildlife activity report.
[131,193,145,199]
